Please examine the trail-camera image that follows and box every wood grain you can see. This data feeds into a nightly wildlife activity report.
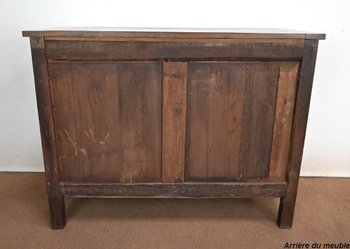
[45,40,304,61]
[29,37,66,229]
[72,63,121,181]
[162,62,187,182]
[49,61,162,183]
[185,63,210,180]
[186,63,233,180]
[22,28,326,40]
[44,37,306,45]
[240,63,279,178]
[117,63,162,183]
[24,31,323,229]
[227,63,246,179]
[60,181,286,198]
[278,40,319,228]
[186,62,279,181]
[49,62,79,180]
[206,64,231,179]
[269,62,300,179]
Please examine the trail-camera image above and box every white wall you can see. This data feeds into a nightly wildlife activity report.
[0,0,349,176]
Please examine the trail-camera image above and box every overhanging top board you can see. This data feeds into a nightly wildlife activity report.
[22,28,325,40]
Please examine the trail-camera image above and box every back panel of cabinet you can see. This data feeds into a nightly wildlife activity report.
[48,61,162,183]
[185,61,299,181]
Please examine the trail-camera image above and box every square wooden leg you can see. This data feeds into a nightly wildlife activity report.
[277,195,296,229]
[48,197,66,229]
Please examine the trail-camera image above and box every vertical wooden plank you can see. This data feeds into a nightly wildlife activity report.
[206,63,230,179]
[29,37,65,229]
[226,63,246,179]
[50,61,162,183]
[269,62,299,179]
[186,62,240,181]
[118,63,162,183]
[186,62,280,181]
[49,62,80,181]
[185,63,210,180]
[278,40,319,228]
[240,62,279,178]
[70,63,122,182]
[162,62,187,182]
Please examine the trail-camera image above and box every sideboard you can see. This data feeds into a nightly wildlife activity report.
[23,28,325,229]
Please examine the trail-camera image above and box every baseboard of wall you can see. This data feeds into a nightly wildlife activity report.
[0,166,44,172]
[301,170,350,178]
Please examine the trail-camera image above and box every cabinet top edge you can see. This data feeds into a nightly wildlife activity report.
[22,28,326,40]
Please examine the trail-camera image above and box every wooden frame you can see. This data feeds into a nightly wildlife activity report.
[60,182,286,198]
[24,29,324,229]
[29,36,66,229]
[277,40,320,228]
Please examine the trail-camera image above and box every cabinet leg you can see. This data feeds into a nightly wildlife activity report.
[277,195,296,229]
[48,197,66,229]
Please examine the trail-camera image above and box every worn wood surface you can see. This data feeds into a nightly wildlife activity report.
[185,62,279,181]
[25,31,323,229]
[29,37,66,229]
[49,61,162,183]
[226,64,246,179]
[162,62,187,182]
[44,37,305,44]
[270,62,300,179]
[45,40,304,61]
[22,28,326,40]
[185,63,230,180]
[48,197,66,229]
[116,63,162,183]
[277,40,319,228]
[240,63,279,178]
[60,182,286,198]
[49,62,79,180]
